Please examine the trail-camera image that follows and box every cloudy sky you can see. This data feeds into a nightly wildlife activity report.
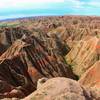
[0,0,100,20]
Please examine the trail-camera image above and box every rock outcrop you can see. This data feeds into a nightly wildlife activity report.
[2,77,100,100]
[65,36,100,76]
[0,27,32,56]
[0,55,36,99]
[79,61,100,88]
[23,77,93,100]
[0,35,77,99]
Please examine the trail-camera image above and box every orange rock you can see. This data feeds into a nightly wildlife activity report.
[79,61,100,88]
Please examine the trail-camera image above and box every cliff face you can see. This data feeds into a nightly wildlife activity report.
[79,61,100,88]
[65,37,100,77]
[0,35,77,99]
[0,56,36,99]
[0,27,32,56]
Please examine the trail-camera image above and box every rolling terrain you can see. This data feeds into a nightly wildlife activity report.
[0,16,100,100]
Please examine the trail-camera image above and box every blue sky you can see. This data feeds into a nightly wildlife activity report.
[0,0,100,20]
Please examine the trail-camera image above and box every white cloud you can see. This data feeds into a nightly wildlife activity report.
[0,0,64,9]
[64,0,85,9]
[87,1,100,7]
[11,0,64,4]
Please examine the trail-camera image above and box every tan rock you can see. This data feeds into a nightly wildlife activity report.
[24,77,92,100]
[90,87,100,100]
[65,36,100,76]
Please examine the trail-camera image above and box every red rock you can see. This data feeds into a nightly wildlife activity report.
[0,35,77,99]
[79,61,100,88]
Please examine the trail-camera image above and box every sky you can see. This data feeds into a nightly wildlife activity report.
[0,0,100,20]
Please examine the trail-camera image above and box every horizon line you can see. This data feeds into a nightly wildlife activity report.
[0,14,100,22]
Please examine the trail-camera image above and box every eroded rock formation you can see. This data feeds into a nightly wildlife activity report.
[65,36,100,76]
[0,16,100,99]
[0,35,77,99]
[79,61,100,89]
[23,77,94,100]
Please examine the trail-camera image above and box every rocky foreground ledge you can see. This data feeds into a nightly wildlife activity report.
[3,77,99,100]
[23,77,100,100]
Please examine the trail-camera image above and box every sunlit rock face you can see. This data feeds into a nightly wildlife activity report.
[24,77,93,100]
[79,61,100,89]
[65,37,100,77]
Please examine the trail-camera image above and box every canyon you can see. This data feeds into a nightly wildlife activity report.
[0,16,99,100]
